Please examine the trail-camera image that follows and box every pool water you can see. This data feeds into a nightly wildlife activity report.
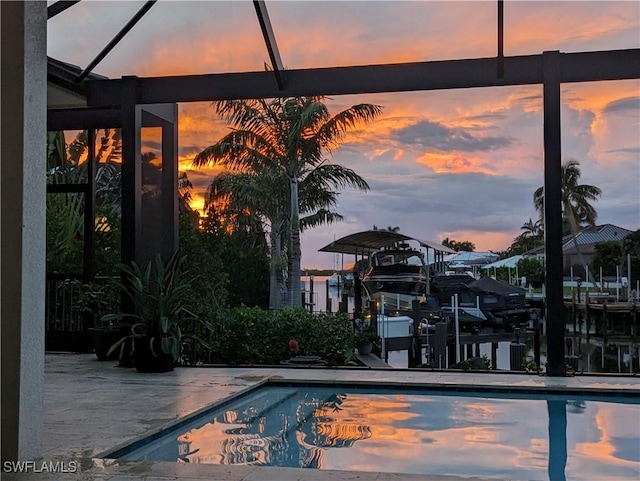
[116,384,640,480]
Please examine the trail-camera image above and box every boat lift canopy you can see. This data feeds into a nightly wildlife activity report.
[318,230,455,256]
[481,255,524,269]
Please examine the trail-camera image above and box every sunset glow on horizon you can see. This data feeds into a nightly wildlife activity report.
[48,1,639,268]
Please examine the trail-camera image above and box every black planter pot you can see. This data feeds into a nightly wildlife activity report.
[133,336,175,373]
[117,335,136,368]
[356,342,373,355]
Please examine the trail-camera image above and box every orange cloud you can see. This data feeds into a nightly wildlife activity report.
[269,1,497,68]
[416,152,490,175]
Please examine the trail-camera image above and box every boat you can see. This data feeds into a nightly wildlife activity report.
[361,244,429,312]
[445,262,476,278]
[431,274,530,331]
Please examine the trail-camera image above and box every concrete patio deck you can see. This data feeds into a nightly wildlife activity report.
[3,353,638,481]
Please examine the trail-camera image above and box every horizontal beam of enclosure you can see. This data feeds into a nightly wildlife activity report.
[48,107,122,130]
[87,49,640,106]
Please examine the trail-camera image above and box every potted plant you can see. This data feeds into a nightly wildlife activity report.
[354,322,378,355]
[102,250,198,372]
[90,317,132,361]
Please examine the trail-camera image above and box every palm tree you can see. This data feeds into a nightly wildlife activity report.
[533,159,602,284]
[372,225,400,232]
[204,163,367,308]
[194,97,382,307]
[520,218,542,238]
[441,237,476,252]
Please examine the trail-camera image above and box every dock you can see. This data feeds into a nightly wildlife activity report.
[355,352,393,368]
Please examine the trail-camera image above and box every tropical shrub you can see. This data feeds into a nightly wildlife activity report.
[178,212,229,316]
[183,307,354,366]
[517,257,545,288]
[46,192,84,274]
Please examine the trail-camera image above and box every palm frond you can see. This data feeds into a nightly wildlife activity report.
[300,209,344,231]
[314,104,383,150]
[301,163,370,191]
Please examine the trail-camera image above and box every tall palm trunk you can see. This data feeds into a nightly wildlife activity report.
[289,174,302,307]
[268,226,282,309]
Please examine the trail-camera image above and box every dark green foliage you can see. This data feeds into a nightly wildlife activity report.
[516,257,545,288]
[183,307,354,366]
[72,280,121,326]
[453,354,491,370]
[46,192,84,275]
[94,205,121,276]
[587,233,639,286]
[222,249,269,308]
[199,207,270,309]
[353,322,378,346]
[591,241,624,276]
[102,251,198,359]
[441,237,476,252]
[506,234,544,256]
[179,212,229,315]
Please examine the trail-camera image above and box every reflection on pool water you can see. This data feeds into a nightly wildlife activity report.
[118,385,640,481]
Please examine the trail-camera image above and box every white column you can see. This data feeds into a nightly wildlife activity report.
[1,1,47,461]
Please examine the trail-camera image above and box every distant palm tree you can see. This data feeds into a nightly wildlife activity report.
[441,237,475,252]
[534,159,602,284]
[623,229,640,255]
[534,159,601,232]
[194,97,381,306]
[520,218,543,238]
[372,225,400,232]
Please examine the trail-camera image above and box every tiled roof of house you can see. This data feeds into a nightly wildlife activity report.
[565,224,632,247]
[525,224,634,255]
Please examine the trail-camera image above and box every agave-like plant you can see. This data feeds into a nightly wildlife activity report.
[103,251,198,361]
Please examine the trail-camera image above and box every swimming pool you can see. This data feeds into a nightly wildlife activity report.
[108,381,639,480]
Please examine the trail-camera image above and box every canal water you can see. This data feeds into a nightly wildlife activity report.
[301,275,523,370]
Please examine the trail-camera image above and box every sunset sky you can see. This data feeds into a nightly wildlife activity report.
[47,1,640,268]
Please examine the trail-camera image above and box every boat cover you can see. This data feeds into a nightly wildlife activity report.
[318,230,455,255]
[467,276,525,296]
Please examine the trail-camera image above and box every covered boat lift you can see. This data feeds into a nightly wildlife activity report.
[319,229,456,335]
[319,229,455,275]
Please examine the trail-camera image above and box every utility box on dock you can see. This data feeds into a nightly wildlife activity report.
[509,343,527,371]
[433,323,448,368]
